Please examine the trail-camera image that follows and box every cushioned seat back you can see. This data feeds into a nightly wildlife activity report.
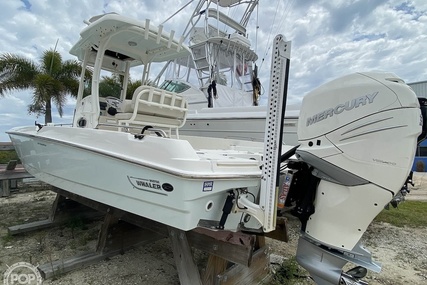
[133,86,187,120]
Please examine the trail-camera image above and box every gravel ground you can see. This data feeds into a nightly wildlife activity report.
[0,174,426,285]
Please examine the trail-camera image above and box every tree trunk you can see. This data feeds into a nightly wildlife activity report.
[45,99,52,124]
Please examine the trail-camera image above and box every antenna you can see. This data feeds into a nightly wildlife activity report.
[49,38,59,75]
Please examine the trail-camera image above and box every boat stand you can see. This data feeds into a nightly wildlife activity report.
[0,160,34,197]
[8,187,283,284]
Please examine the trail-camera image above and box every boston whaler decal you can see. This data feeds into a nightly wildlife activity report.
[162,183,174,192]
[306,91,379,127]
[128,176,168,195]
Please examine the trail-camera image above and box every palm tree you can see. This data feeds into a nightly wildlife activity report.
[0,49,90,124]
[98,74,155,100]
[98,73,123,99]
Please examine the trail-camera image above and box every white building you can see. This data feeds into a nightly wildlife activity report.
[408,80,427,97]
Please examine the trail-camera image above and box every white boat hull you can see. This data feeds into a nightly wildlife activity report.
[8,126,263,231]
[181,107,299,145]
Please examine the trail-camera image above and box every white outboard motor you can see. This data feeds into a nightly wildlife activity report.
[286,72,422,285]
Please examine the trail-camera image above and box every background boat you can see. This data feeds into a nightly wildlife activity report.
[153,0,299,145]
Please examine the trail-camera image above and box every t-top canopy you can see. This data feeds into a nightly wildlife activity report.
[70,13,191,68]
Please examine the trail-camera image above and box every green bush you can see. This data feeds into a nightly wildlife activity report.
[0,150,19,164]
[269,257,309,285]
[375,201,427,227]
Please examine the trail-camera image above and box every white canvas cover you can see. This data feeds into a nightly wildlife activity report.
[213,84,254,107]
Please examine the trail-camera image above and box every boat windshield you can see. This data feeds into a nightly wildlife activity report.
[159,80,191,94]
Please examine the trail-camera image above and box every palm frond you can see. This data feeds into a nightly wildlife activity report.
[0,53,39,96]
[1,49,92,122]
[41,50,62,76]
[28,89,46,116]
[57,60,87,97]
[51,91,67,117]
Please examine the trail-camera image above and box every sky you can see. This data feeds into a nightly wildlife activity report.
[0,0,426,142]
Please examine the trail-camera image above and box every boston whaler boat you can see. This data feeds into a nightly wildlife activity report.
[7,5,425,285]
[8,13,277,233]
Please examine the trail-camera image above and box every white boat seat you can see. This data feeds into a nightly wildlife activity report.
[120,99,133,113]
[115,85,188,136]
